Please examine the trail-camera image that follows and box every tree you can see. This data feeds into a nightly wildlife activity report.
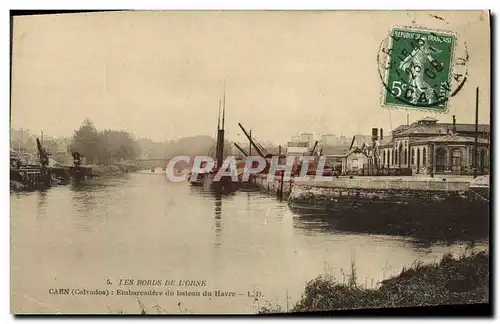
[98,130,141,164]
[69,119,100,164]
[69,120,141,165]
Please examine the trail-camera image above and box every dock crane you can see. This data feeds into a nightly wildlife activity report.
[309,141,319,156]
[238,123,266,158]
[233,142,249,157]
[237,122,280,174]
[36,138,52,185]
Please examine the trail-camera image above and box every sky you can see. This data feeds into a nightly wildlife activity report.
[11,10,490,145]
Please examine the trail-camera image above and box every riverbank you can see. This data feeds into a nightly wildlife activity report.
[253,174,490,202]
[62,163,136,177]
[252,173,489,242]
[10,164,135,192]
[86,164,131,177]
[260,250,489,313]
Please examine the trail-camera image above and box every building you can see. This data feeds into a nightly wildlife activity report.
[320,145,351,169]
[319,134,337,147]
[317,134,373,175]
[299,132,315,146]
[378,116,490,175]
[286,132,318,159]
[339,135,374,174]
[285,130,374,174]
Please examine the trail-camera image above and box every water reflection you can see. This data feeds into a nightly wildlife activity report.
[10,174,490,314]
[288,199,489,245]
[70,185,99,217]
[69,174,129,192]
[214,194,222,248]
[36,190,48,218]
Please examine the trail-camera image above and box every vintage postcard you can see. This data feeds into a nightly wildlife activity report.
[10,10,490,315]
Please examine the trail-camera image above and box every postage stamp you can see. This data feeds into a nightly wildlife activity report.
[10,11,489,316]
[378,26,468,112]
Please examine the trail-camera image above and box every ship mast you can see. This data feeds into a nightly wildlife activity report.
[217,99,221,131]
[216,82,226,168]
[214,99,222,160]
[222,80,226,130]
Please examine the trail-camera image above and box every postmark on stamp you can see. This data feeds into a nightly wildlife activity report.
[377,26,469,112]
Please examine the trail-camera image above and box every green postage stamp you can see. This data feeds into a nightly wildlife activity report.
[379,27,460,111]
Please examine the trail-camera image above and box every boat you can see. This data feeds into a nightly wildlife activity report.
[188,161,208,186]
[190,83,239,194]
[10,138,53,190]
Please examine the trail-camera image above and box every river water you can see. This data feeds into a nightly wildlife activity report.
[10,171,488,314]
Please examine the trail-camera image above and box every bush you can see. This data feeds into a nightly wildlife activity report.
[260,251,489,313]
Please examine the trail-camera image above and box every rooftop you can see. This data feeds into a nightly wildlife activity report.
[349,135,373,150]
[411,135,490,145]
[392,119,490,137]
[379,136,393,146]
[419,116,439,122]
[321,145,351,156]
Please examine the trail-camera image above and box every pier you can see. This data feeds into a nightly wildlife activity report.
[252,173,488,203]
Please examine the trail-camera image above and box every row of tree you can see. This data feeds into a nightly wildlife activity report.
[12,118,250,166]
[69,119,141,164]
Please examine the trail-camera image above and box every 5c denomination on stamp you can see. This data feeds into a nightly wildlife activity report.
[377,26,469,112]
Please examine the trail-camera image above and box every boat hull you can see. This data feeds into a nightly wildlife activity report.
[202,173,239,194]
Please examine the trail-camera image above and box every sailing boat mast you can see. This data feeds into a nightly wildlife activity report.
[214,99,222,160]
[222,81,226,130]
[217,99,221,131]
[216,82,226,168]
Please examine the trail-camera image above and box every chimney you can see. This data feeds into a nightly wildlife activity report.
[380,128,384,141]
[452,115,456,133]
[371,128,378,143]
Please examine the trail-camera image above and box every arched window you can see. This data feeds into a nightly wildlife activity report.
[395,149,398,165]
[404,148,407,165]
[417,148,421,168]
[383,151,386,166]
[423,148,426,166]
[411,148,415,166]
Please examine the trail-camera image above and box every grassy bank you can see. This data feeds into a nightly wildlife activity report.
[260,251,489,313]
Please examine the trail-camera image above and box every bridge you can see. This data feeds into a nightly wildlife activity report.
[134,158,171,170]
[134,157,205,170]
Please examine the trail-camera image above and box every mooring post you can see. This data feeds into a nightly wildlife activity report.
[279,170,285,200]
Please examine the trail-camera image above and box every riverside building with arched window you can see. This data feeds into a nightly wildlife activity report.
[378,116,490,176]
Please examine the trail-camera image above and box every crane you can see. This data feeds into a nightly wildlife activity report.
[238,123,265,158]
[233,143,249,157]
